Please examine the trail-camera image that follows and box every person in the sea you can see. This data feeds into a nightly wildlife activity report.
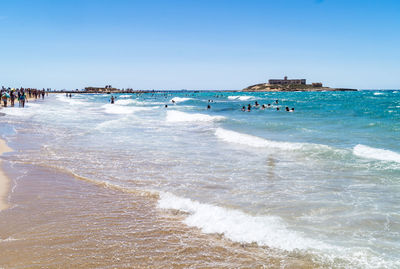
[10,90,15,107]
[19,91,26,108]
[247,104,251,111]
[1,91,8,107]
[241,106,246,111]
[110,96,115,104]
[261,104,266,110]
[69,93,72,98]
[276,107,280,111]
[275,100,278,104]
[254,101,259,107]
[164,104,168,108]
[291,108,295,112]
[285,106,290,112]
[207,104,211,109]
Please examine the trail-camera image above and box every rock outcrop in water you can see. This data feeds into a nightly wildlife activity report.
[242,83,358,92]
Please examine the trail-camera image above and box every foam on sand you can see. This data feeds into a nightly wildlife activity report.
[0,139,12,211]
[353,144,400,163]
[157,192,325,252]
[166,110,225,123]
[157,192,397,268]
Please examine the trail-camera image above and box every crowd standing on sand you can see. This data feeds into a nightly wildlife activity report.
[0,87,48,108]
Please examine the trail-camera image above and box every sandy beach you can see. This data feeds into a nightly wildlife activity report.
[0,139,12,211]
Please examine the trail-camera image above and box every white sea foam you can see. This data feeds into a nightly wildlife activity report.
[170,97,192,103]
[373,92,384,95]
[119,95,132,98]
[102,104,153,115]
[353,144,400,163]
[56,95,87,105]
[157,192,396,268]
[215,128,316,151]
[166,110,225,123]
[227,96,253,101]
[157,192,326,251]
[115,99,136,105]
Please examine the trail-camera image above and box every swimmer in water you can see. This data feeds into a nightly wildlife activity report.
[110,96,115,104]
[291,108,295,112]
[254,101,259,107]
[207,104,211,109]
[261,104,266,110]
[275,100,278,104]
[276,107,280,111]
[165,104,168,108]
[241,106,246,111]
[267,104,271,108]
[247,104,251,111]
[172,99,175,104]
[285,106,289,111]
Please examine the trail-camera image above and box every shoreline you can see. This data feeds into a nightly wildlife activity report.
[0,139,12,211]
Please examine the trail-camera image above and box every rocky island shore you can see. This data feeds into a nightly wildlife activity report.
[242,77,358,92]
[242,83,358,92]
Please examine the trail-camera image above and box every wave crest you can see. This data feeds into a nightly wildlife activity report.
[353,144,400,163]
[166,111,225,123]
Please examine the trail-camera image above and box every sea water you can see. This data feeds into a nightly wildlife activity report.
[1,90,399,268]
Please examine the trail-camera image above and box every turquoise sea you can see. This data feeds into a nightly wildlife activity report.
[1,90,399,268]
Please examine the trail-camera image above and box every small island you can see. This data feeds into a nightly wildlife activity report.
[242,76,358,92]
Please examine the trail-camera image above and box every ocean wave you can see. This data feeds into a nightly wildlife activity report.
[119,95,132,98]
[215,128,329,151]
[170,97,192,103]
[227,96,253,101]
[157,192,397,268]
[56,95,87,105]
[115,99,136,105]
[353,144,400,163]
[102,104,154,115]
[166,110,225,123]
[373,92,384,95]
[157,192,326,252]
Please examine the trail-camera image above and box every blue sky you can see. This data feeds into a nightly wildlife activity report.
[1,0,399,90]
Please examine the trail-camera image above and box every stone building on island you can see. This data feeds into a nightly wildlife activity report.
[269,76,306,85]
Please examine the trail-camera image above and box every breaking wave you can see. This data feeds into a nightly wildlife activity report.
[166,110,225,123]
[170,97,192,103]
[215,128,329,151]
[353,144,400,163]
[227,96,253,101]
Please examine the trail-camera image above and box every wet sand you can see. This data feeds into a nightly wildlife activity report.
[0,139,12,211]
[0,160,317,268]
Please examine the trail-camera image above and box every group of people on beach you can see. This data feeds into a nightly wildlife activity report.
[0,87,48,108]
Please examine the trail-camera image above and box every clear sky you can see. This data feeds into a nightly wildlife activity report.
[1,0,399,90]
